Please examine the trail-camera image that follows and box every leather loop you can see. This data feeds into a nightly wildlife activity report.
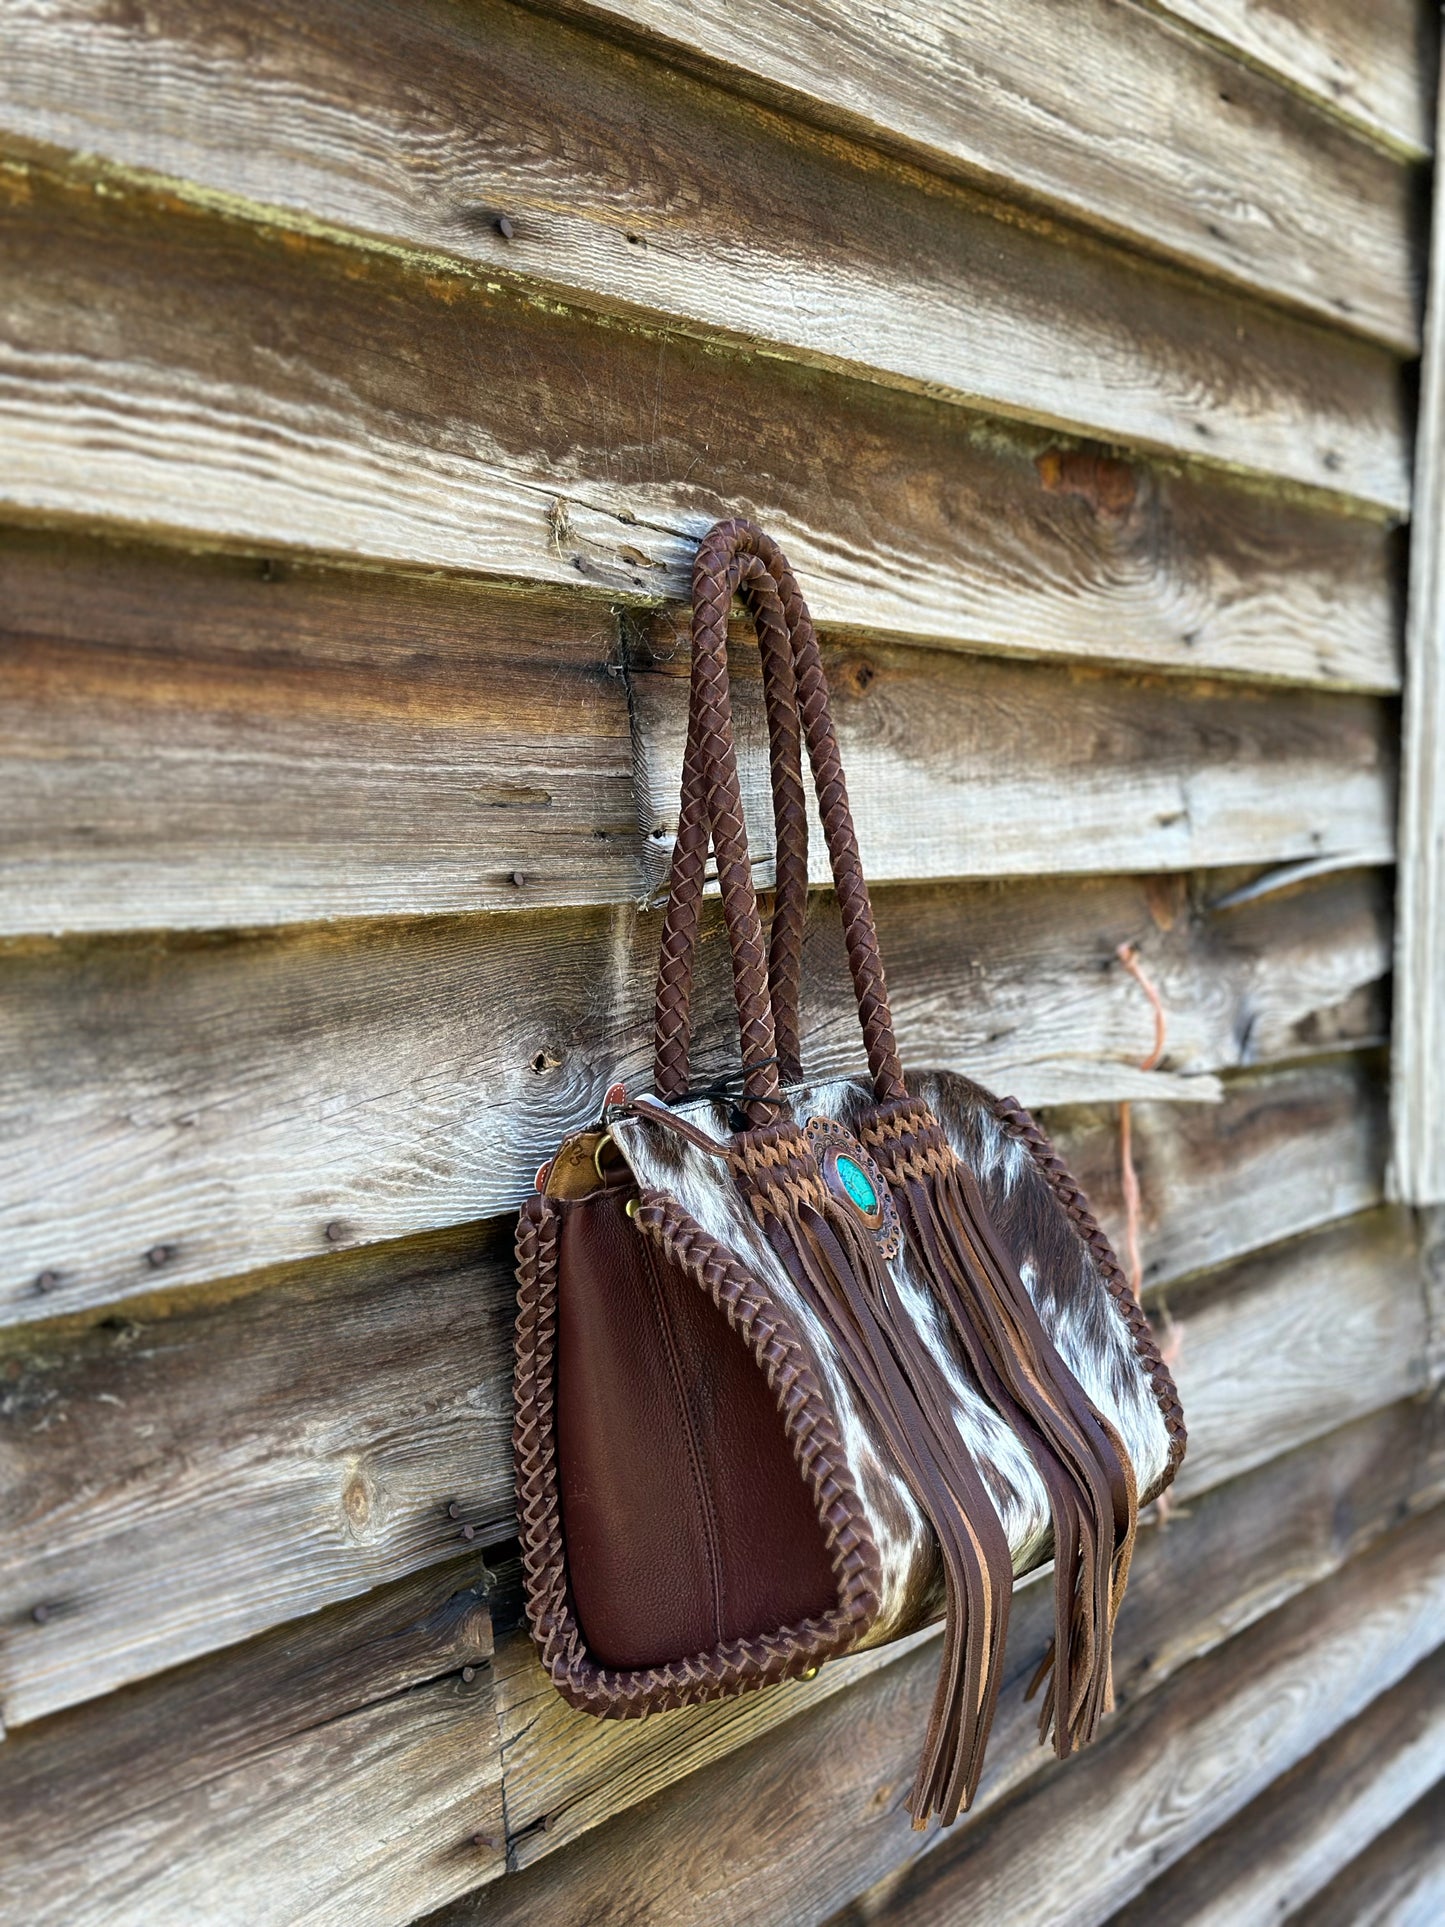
[653,520,907,1111]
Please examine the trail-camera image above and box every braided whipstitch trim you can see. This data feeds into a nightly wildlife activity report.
[990,1096,1187,1488]
[513,1190,883,1715]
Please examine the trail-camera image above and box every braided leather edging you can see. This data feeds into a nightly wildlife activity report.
[990,1096,1188,1491]
[513,1191,884,1717]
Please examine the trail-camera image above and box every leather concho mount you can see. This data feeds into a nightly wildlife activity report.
[513,518,1185,1827]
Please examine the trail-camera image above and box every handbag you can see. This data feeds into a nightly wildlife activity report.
[514,518,1186,1826]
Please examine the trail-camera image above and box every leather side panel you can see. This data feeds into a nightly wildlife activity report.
[556,1188,837,1669]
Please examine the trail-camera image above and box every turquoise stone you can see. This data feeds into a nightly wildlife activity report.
[836,1154,878,1215]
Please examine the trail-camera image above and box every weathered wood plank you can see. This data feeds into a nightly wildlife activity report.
[0,523,1399,936]
[1155,0,1436,158]
[0,866,1392,1320]
[0,532,638,933]
[1303,1778,1445,1927]
[519,0,1421,346]
[0,436,1407,726]
[0,1559,505,1927]
[480,1210,1434,1871]
[817,1512,1445,1927]
[0,1221,515,1729]
[448,1404,1445,1920]
[0,131,1412,545]
[633,619,1396,899]
[1166,1208,1435,1502]
[1391,35,1445,1208]
[0,1157,1418,1733]
[1105,1645,1445,1926]
[1044,1052,1388,1291]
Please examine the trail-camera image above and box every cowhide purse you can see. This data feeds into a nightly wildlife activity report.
[514,518,1186,1826]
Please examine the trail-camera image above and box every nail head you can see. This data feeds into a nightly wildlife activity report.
[462,1665,476,1682]
[35,1269,59,1294]
[510,870,526,887]
[31,1604,51,1624]
[146,1244,173,1269]
[324,1221,347,1243]
[447,1501,463,1519]
[461,1524,476,1541]
[496,215,514,240]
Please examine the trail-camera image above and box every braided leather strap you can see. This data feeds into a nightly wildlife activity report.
[654,519,907,1112]
[992,1094,1188,1487]
[655,550,809,1098]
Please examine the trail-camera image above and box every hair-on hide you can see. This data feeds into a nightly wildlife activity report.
[611,1068,1174,1648]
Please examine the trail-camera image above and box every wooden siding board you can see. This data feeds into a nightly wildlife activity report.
[1043,1052,1389,1292]
[0,533,640,933]
[1104,1644,1445,1927]
[512,0,1421,347]
[0,867,1393,1321]
[0,461,1408,728]
[0,525,1401,937]
[1303,1777,1445,1927]
[0,136,1412,541]
[818,1511,1445,1927]
[632,620,1397,901]
[4,1404,1439,1927]
[0,1222,515,1730]
[1391,36,1445,1206]
[1151,0,1437,158]
[0,1561,505,1927]
[449,1411,1445,1920]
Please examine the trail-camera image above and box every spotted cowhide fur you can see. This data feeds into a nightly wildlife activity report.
[611,1069,1173,1649]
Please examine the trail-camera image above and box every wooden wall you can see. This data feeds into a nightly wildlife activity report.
[0,2,1442,1921]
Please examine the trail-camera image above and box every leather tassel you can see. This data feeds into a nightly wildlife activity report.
[732,1122,1014,1825]
[863,1103,1139,1760]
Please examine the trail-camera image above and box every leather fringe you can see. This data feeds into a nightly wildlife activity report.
[863,1102,1139,1760]
[732,1122,1014,1826]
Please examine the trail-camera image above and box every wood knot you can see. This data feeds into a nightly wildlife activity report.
[833,656,877,699]
[1036,448,1138,520]
[342,1473,372,1530]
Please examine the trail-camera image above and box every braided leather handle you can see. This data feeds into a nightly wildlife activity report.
[653,519,907,1114]
[654,551,810,1095]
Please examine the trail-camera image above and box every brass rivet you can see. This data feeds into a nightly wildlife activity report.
[625,1198,639,1220]
[801,1665,819,1680]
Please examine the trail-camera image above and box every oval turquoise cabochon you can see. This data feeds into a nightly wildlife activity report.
[835,1154,878,1215]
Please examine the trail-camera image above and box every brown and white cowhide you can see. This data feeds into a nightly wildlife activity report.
[611,1069,1173,1647]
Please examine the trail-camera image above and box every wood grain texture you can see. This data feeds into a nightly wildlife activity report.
[1302,1777,1445,1927]
[447,1398,1445,1918]
[632,617,1396,899]
[1391,36,1445,1207]
[0,1222,515,1728]
[507,0,1422,348]
[1154,0,1437,157]
[0,1126,1410,1732]
[0,132,1412,546]
[0,531,638,933]
[0,522,1399,936]
[1105,1644,1445,1927]
[1045,1051,1389,1291]
[820,1507,1445,1927]
[0,865,1393,1321]
[480,1211,1434,1875]
[0,1560,505,1927]
[0,439,1408,721]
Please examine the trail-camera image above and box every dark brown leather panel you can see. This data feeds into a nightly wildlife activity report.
[556,1188,837,1670]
